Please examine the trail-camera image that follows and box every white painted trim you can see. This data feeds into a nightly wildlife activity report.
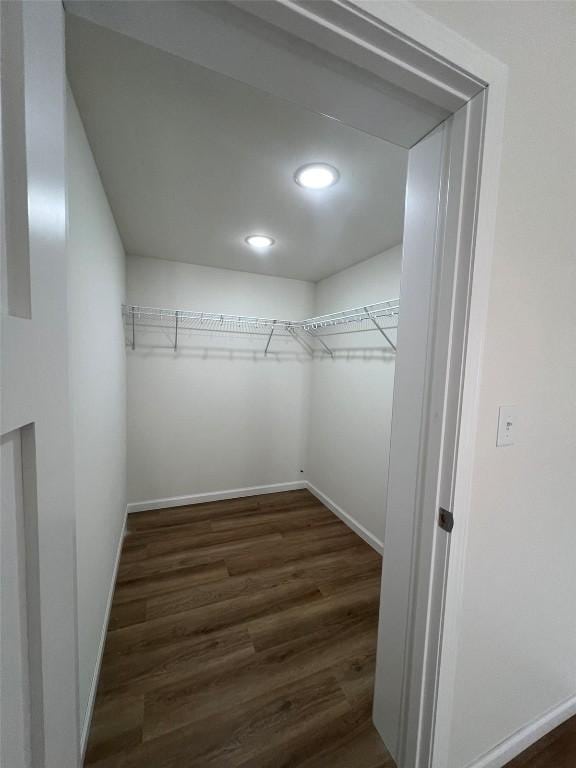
[464,694,576,768]
[237,0,484,110]
[421,30,508,768]
[126,482,307,514]
[306,482,383,555]
[80,508,128,759]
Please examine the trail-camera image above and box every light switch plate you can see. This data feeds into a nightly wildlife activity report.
[497,405,517,447]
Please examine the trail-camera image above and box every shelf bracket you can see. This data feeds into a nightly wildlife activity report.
[364,307,397,351]
[305,328,333,358]
[174,310,179,351]
[288,327,314,357]
[264,320,277,356]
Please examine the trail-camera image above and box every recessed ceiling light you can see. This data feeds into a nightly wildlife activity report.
[294,163,340,190]
[245,234,275,249]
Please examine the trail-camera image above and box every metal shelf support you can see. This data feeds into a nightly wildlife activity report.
[264,320,277,356]
[364,306,397,351]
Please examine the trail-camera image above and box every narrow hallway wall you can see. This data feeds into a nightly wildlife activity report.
[67,90,127,741]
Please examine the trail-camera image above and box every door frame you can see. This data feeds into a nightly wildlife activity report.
[227,3,508,766]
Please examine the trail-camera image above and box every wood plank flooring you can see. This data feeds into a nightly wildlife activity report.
[84,489,394,768]
[504,714,576,767]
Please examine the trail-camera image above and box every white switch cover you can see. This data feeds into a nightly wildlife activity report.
[497,405,517,447]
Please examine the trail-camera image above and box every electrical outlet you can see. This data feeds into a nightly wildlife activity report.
[497,405,516,447]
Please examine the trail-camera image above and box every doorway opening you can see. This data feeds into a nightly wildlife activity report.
[67,10,410,764]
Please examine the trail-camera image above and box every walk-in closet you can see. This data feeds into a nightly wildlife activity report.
[65,4,411,765]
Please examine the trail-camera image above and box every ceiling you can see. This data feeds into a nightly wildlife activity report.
[66,14,408,283]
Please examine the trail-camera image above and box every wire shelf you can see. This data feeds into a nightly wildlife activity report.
[123,299,399,354]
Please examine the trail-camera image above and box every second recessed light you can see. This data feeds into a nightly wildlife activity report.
[245,234,275,249]
[294,163,340,190]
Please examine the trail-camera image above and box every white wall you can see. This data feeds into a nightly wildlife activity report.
[402,3,576,766]
[67,92,127,738]
[126,255,314,506]
[306,245,402,548]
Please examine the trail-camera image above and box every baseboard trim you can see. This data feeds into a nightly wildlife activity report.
[305,482,383,555]
[126,481,382,554]
[127,481,308,514]
[465,693,576,768]
[80,506,128,759]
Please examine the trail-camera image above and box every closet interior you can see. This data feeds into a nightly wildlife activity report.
[66,6,409,765]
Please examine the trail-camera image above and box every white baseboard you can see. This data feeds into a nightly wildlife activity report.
[80,506,128,759]
[465,693,576,768]
[305,482,383,555]
[127,481,308,514]
[126,481,382,554]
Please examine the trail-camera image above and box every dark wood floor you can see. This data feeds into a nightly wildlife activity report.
[504,715,576,767]
[84,488,394,767]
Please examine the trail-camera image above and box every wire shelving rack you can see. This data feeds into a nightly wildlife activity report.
[123,298,400,356]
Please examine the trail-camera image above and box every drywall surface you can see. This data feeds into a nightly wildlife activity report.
[404,3,576,766]
[126,255,314,505]
[307,245,402,547]
[67,92,127,733]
